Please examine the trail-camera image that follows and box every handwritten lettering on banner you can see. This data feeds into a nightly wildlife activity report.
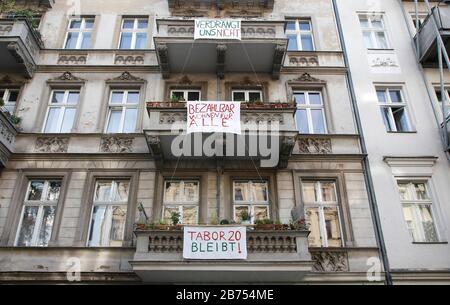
[183,226,247,260]
[195,19,241,40]
[187,101,241,134]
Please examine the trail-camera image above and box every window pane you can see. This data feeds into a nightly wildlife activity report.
[371,20,383,29]
[321,182,336,202]
[123,108,137,133]
[392,107,409,132]
[254,206,269,221]
[233,92,245,102]
[389,90,402,103]
[183,206,198,224]
[36,206,56,247]
[306,208,322,247]
[67,92,79,104]
[122,19,134,29]
[287,34,298,51]
[252,182,268,202]
[81,32,91,49]
[51,91,65,104]
[111,92,124,104]
[107,110,122,133]
[84,19,94,29]
[88,205,107,246]
[135,33,147,49]
[286,21,296,31]
[95,181,112,202]
[109,206,127,246]
[294,93,306,105]
[138,20,148,29]
[419,205,438,242]
[296,109,309,133]
[311,109,326,134]
[435,90,443,102]
[44,108,61,133]
[359,17,369,28]
[363,31,373,48]
[187,91,200,101]
[47,181,61,201]
[402,205,420,242]
[299,21,311,31]
[375,32,388,49]
[234,206,249,223]
[234,182,249,202]
[308,93,321,105]
[414,183,429,200]
[377,90,387,103]
[8,90,19,102]
[16,206,39,246]
[28,181,44,201]
[302,182,317,202]
[70,20,82,29]
[114,181,130,202]
[127,92,140,104]
[324,207,342,247]
[119,33,132,49]
[381,107,393,131]
[171,91,185,101]
[165,182,182,202]
[60,108,76,133]
[248,92,262,102]
[301,34,314,51]
[184,182,199,202]
[398,183,410,200]
[65,32,79,49]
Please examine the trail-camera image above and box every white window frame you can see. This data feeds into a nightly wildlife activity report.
[285,19,315,51]
[64,17,94,49]
[232,180,270,224]
[170,89,202,101]
[376,87,412,132]
[231,90,263,102]
[118,18,149,49]
[302,181,344,247]
[162,180,200,224]
[359,14,390,49]
[87,180,130,247]
[14,180,61,246]
[294,91,327,134]
[42,90,79,133]
[397,180,440,243]
[0,88,19,114]
[105,90,140,133]
[410,12,428,31]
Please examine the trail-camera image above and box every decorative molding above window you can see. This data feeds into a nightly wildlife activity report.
[47,72,86,83]
[106,72,145,83]
[384,156,438,176]
[57,54,88,65]
[288,73,325,84]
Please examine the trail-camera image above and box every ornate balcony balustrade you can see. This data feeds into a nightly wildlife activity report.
[0,111,18,168]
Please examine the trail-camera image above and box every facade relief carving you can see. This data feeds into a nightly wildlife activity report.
[100,136,134,153]
[311,251,349,272]
[298,138,332,154]
[35,137,69,153]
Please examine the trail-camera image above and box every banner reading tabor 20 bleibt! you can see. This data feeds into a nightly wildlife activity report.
[183,226,247,260]
[194,19,241,40]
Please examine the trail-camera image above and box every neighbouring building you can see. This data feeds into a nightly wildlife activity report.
[335,0,450,284]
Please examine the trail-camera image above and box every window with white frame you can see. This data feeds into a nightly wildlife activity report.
[232,90,263,102]
[233,180,270,224]
[15,179,62,247]
[170,89,201,102]
[64,17,94,49]
[119,18,149,49]
[397,181,439,243]
[434,87,450,118]
[302,181,343,247]
[163,180,199,225]
[376,88,411,132]
[106,90,139,133]
[0,88,19,114]
[88,180,130,247]
[285,19,314,51]
[43,90,79,133]
[410,13,427,30]
[359,14,389,49]
[294,91,327,134]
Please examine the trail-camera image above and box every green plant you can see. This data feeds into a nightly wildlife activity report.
[158,219,167,225]
[0,0,15,14]
[240,210,251,222]
[10,115,21,125]
[0,98,4,107]
[261,218,274,225]
[170,95,180,103]
[170,211,181,226]
[254,219,264,225]
[209,212,219,225]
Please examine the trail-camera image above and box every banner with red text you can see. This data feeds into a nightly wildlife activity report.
[194,19,241,40]
[183,226,247,260]
[187,101,241,134]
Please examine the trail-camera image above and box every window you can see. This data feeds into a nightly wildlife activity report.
[232,90,263,102]
[119,18,149,49]
[170,89,201,102]
[359,14,389,49]
[0,88,19,114]
[410,13,427,30]
[106,90,139,133]
[294,91,327,134]
[377,88,411,132]
[43,90,79,133]
[397,181,439,243]
[302,181,343,247]
[15,180,61,247]
[163,180,199,224]
[233,180,270,224]
[88,180,130,247]
[64,17,94,49]
[434,88,450,118]
[285,19,314,51]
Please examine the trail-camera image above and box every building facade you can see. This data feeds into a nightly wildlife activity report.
[3,0,448,285]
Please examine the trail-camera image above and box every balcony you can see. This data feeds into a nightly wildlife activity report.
[154,18,287,79]
[168,0,274,10]
[145,102,298,168]
[0,19,43,78]
[0,111,18,168]
[415,6,450,67]
[131,229,312,283]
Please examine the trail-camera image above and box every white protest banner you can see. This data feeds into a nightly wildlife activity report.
[187,101,241,134]
[183,226,247,260]
[194,19,241,40]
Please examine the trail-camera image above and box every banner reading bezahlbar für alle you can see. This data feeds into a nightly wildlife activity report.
[194,19,241,40]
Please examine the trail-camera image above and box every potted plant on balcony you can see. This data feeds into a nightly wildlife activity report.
[153,219,170,230]
[274,220,285,230]
[255,218,275,230]
[239,210,252,225]
[289,218,308,231]
[170,211,182,230]
[0,98,4,108]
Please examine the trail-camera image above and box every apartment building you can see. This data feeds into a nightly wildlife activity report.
[0,0,383,284]
[335,0,450,284]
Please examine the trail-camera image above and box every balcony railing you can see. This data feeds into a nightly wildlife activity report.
[0,111,18,168]
[167,0,274,10]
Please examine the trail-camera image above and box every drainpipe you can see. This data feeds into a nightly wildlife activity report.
[216,75,222,220]
[332,0,393,285]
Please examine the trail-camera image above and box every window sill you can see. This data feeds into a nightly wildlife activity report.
[367,48,395,52]
[412,241,448,245]
[386,131,417,134]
